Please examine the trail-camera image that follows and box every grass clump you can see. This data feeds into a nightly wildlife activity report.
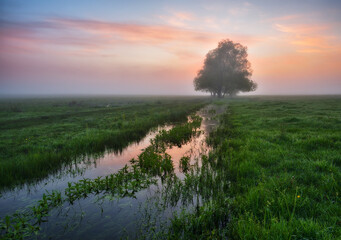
[179,157,190,173]
[136,146,174,178]
[151,114,202,149]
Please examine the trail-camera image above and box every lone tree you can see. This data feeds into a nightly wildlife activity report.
[194,39,257,97]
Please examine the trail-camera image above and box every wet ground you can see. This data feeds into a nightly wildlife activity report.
[0,104,225,239]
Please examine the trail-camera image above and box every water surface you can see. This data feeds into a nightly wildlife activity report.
[0,104,224,239]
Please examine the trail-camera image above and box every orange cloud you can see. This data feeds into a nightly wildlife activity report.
[273,22,341,53]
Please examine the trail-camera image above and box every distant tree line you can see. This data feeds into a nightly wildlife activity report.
[194,39,257,97]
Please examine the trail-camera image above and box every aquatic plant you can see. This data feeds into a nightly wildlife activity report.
[0,165,158,239]
[179,156,190,173]
[151,115,202,148]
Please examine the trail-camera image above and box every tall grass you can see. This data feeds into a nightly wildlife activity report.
[210,96,341,239]
[0,97,208,190]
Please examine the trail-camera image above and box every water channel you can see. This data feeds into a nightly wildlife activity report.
[0,104,225,239]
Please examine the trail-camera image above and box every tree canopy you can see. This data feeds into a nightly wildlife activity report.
[194,39,257,97]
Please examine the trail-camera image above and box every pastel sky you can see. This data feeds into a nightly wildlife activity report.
[1,0,341,95]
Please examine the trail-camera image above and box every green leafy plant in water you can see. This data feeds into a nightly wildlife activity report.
[0,190,63,240]
[135,146,174,181]
[0,165,157,239]
[151,115,202,148]
[179,156,190,173]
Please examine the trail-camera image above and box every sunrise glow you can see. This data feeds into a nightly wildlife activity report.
[1,0,340,95]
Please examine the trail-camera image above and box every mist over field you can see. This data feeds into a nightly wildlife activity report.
[1,0,341,96]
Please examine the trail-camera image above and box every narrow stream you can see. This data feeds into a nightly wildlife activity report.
[0,104,224,239]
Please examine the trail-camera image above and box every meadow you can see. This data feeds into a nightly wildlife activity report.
[226,96,341,239]
[184,95,340,239]
[0,95,340,239]
[0,96,208,190]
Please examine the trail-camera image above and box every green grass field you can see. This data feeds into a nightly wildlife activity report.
[0,95,340,239]
[191,95,340,239]
[0,96,208,190]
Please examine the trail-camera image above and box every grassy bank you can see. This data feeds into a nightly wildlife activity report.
[210,96,341,239]
[151,96,340,239]
[0,96,208,190]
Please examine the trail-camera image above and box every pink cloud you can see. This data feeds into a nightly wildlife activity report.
[1,17,260,61]
[51,18,216,44]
